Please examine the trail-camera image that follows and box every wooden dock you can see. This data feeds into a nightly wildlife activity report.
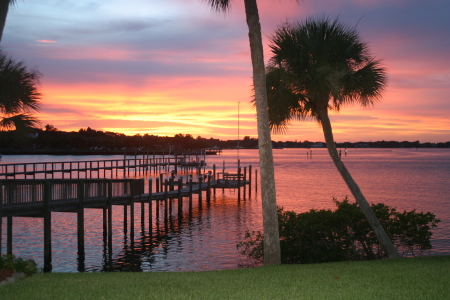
[0,163,254,272]
[0,154,207,180]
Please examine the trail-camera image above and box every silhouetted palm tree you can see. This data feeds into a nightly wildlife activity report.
[265,17,400,258]
[0,50,41,143]
[0,0,15,43]
[204,0,285,264]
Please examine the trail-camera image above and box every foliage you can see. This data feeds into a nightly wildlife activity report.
[238,199,440,264]
[262,17,402,259]
[0,255,38,275]
[0,50,41,145]
[264,17,387,132]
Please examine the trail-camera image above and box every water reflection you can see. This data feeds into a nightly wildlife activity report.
[71,189,260,273]
[1,149,449,272]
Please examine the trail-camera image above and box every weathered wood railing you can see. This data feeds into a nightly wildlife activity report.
[0,179,141,216]
[0,155,207,179]
[0,164,254,272]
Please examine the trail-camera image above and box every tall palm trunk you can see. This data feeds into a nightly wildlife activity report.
[244,0,281,265]
[318,106,400,259]
[0,0,11,43]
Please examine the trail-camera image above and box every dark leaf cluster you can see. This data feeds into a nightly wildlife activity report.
[0,254,38,275]
[238,198,440,264]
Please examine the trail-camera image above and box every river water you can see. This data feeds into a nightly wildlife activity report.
[1,148,449,272]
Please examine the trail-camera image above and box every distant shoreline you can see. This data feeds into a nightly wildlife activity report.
[0,149,220,156]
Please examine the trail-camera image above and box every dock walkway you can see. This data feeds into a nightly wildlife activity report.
[0,162,253,272]
[0,155,206,180]
[0,176,248,218]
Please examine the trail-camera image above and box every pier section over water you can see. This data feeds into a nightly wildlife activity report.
[0,157,254,272]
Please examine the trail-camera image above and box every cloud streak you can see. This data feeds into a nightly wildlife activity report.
[3,0,449,142]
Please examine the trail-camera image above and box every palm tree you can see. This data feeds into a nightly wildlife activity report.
[204,0,285,264]
[265,17,400,259]
[0,50,41,144]
[0,0,15,43]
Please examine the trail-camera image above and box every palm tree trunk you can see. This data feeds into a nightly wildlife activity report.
[244,0,281,265]
[318,107,400,259]
[0,0,11,43]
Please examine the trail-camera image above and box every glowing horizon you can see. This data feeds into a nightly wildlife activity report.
[3,0,449,143]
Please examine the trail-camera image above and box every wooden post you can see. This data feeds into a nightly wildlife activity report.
[164,179,168,232]
[206,174,211,204]
[213,165,217,197]
[148,179,153,231]
[198,175,203,208]
[43,180,52,272]
[123,204,128,234]
[107,181,113,260]
[77,180,85,272]
[6,216,12,255]
[130,180,135,242]
[141,201,145,228]
[255,169,258,193]
[140,178,145,227]
[243,166,247,200]
[238,166,241,202]
[177,176,183,217]
[188,175,193,211]
[249,165,252,198]
[168,179,173,213]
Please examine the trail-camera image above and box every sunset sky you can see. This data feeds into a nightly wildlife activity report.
[3,0,449,143]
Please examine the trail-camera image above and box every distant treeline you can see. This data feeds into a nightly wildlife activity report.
[0,126,449,154]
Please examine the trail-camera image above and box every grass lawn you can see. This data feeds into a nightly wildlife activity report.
[1,255,449,299]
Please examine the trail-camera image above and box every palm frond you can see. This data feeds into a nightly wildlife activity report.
[203,0,230,12]
[1,113,40,131]
[267,17,386,120]
[0,51,42,114]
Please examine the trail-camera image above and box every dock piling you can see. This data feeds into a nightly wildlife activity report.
[43,181,52,272]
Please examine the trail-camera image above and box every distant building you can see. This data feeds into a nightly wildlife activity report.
[311,142,325,148]
[356,143,370,148]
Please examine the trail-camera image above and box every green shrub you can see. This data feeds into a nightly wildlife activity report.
[0,255,38,275]
[238,198,440,264]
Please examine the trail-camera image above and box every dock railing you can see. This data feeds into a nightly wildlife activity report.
[0,179,139,217]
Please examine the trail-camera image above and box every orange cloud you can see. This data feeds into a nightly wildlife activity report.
[36,40,57,43]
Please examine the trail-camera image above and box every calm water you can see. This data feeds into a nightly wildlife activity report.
[1,148,449,272]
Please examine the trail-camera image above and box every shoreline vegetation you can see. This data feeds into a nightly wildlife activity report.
[0,127,449,155]
[1,143,449,156]
[0,255,449,299]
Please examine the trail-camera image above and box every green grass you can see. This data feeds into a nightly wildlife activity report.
[1,255,449,299]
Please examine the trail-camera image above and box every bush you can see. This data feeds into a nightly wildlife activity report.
[237,198,440,264]
[0,255,38,275]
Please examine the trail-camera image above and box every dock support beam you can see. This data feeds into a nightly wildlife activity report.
[43,181,52,272]
[148,179,153,232]
[7,216,12,255]
[177,177,183,217]
[164,179,168,232]
[130,180,135,243]
[238,166,241,202]
[107,181,113,265]
[198,176,203,208]
[77,180,85,272]
[243,166,247,200]
[207,174,211,204]
[248,165,252,198]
